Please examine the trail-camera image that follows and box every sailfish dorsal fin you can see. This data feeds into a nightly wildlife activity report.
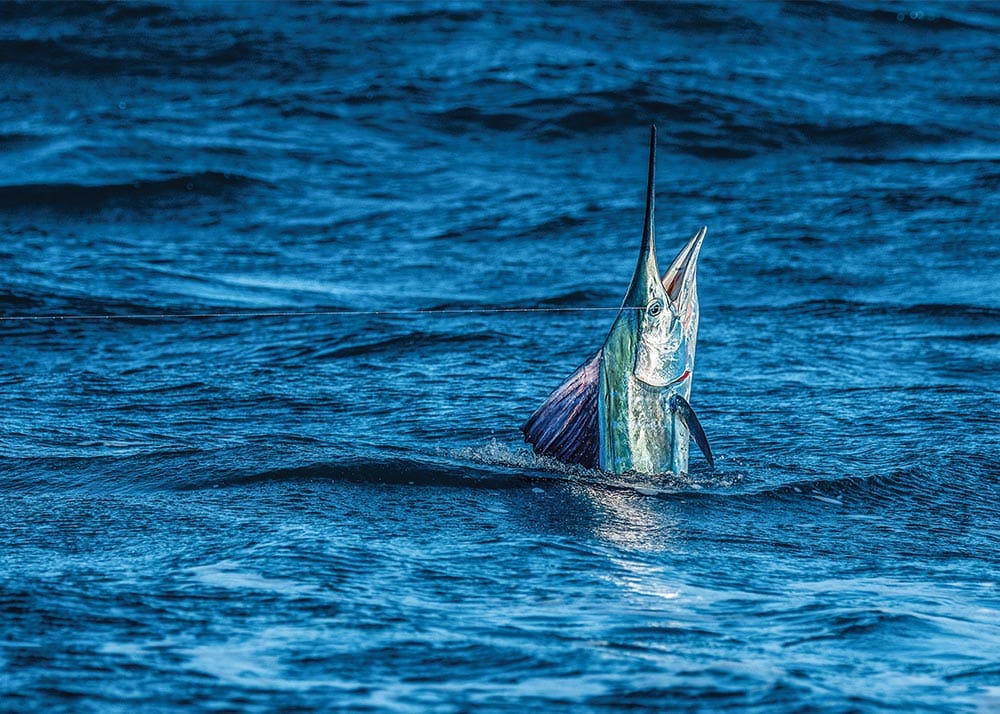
[521,352,600,469]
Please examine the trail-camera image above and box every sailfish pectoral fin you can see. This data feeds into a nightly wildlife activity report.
[669,394,714,469]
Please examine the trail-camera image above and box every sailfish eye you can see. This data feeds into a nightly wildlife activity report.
[646,299,664,317]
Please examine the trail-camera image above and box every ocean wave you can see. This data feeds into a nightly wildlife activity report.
[426,288,612,312]
[832,154,1000,166]
[311,330,506,360]
[430,106,535,133]
[626,1,767,37]
[781,608,937,646]
[533,288,611,307]
[0,31,280,79]
[973,170,1000,189]
[899,302,1000,321]
[428,85,756,145]
[233,93,347,121]
[100,2,173,23]
[736,299,1000,323]
[385,7,485,25]
[0,447,719,495]
[780,2,992,32]
[0,289,312,321]
[0,132,50,152]
[0,172,268,212]
[427,86,962,156]
[0,289,43,311]
[748,471,914,506]
[784,120,964,148]
[4,444,993,526]
[0,450,203,492]
[215,456,529,491]
[1,1,175,24]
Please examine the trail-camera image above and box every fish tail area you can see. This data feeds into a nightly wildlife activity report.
[521,352,600,469]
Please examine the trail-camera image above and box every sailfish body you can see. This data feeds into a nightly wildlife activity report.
[522,126,713,475]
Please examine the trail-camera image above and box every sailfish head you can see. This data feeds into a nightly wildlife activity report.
[662,225,706,374]
[618,126,704,389]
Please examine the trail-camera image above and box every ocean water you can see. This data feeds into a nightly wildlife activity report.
[2,1,999,711]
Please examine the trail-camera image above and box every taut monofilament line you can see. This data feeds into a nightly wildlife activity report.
[0,306,650,323]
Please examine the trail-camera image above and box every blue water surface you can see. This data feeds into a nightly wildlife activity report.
[2,1,999,711]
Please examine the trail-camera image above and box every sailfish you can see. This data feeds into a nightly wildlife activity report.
[522,126,714,475]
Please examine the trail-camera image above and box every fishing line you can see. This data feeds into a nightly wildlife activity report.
[0,306,642,323]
